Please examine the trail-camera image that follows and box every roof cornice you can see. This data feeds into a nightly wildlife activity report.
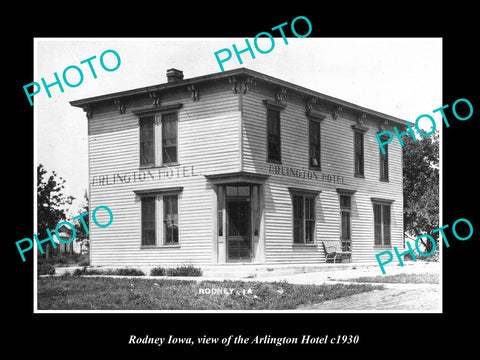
[70,67,407,126]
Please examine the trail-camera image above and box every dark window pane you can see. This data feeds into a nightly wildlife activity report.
[293,219,303,244]
[227,201,239,236]
[237,201,250,236]
[218,186,224,237]
[226,186,238,197]
[305,197,315,220]
[380,144,389,180]
[354,132,364,175]
[162,147,177,163]
[142,197,156,245]
[267,109,281,161]
[373,204,382,245]
[293,195,304,220]
[140,117,154,165]
[340,195,351,209]
[305,220,315,243]
[237,186,250,197]
[310,120,320,168]
[341,211,351,240]
[162,113,177,164]
[383,205,391,245]
[163,195,178,244]
[293,195,304,243]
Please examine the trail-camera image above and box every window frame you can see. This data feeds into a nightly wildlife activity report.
[141,196,156,246]
[263,100,286,164]
[340,194,351,247]
[161,112,178,165]
[289,188,320,246]
[134,104,182,168]
[163,194,179,245]
[139,116,155,167]
[309,118,321,170]
[371,198,393,248]
[266,108,282,163]
[379,134,389,181]
[354,131,365,177]
[135,187,183,248]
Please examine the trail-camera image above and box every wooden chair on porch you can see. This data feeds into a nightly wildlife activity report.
[322,240,352,263]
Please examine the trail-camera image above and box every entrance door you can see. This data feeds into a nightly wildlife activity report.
[226,198,251,261]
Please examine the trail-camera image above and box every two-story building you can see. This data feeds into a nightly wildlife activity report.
[70,67,405,267]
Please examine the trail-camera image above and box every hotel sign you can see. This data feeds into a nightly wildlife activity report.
[268,164,344,184]
[91,166,195,187]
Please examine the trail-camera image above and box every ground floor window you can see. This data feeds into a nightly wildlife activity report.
[141,197,156,246]
[289,188,319,245]
[163,195,179,244]
[340,194,351,249]
[373,201,391,246]
[139,191,180,246]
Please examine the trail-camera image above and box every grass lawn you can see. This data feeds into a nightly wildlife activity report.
[37,277,382,310]
[344,272,439,284]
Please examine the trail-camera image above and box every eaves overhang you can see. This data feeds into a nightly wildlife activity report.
[70,67,408,126]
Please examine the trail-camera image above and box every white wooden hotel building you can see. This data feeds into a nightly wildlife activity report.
[71,68,405,267]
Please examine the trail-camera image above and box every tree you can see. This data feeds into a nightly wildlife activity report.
[37,164,75,258]
[403,131,439,258]
[74,189,90,255]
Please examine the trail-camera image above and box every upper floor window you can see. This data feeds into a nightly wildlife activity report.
[379,135,389,181]
[309,119,321,169]
[140,116,155,166]
[136,104,182,167]
[354,131,364,177]
[267,108,281,163]
[161,113,178,164]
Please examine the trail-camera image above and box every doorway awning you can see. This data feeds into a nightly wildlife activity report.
[204,171,270,185]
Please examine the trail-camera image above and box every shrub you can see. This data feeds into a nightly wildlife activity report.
[78,259,90,267]
[150,267,166,276]
[73,267,103,276]
[38,263,56,276]
[166,265,203,277]
[72,267,145,276]
[113,268,145,276]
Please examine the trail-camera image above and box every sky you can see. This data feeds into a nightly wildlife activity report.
[34,37,442,216]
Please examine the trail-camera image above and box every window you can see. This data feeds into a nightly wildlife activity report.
[137,188,182,247]
[291,192,316,245]
[217,186,224,237]
[162,113,177,164]
[379,138,389,181]
[309,119,321,169]
[252,185,260,236]
[373,202,391,246]
[138,107,180,167]
[340,195,351,248]
[141,197,156,246]
[267,108,281,162]
[140,117,155,166]
[163,195,178,244]
[354,131,364,176]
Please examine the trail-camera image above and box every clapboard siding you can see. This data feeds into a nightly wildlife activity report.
[88,82,240,266]
[241,84,403,263]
